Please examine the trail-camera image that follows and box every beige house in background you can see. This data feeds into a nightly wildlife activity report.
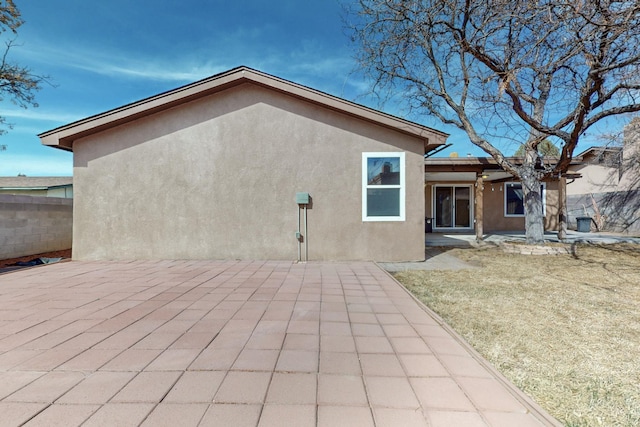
[567,147,624,195]
[0,176,73,198]
[39,67,448,261]
[567,119,640,232]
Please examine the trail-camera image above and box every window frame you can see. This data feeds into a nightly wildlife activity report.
[362,152,405,222]
[504,182,546,217]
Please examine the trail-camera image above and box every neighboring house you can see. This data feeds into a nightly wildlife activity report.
[567,120,640,233]
[0,176,73,198]
[567,146,623,195]
[39,66,448,261]
[424,156,574,236]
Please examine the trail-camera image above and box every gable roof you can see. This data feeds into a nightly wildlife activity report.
[576,146,622,161]
[0,176,73,190]
[39,66,448,152]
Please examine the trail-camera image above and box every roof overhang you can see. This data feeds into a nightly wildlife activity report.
[0,177,73,189]
[425,155,583,182]
[39,66,449,153]
[0,184,73,190]
[0,187,48,190]
[424,170,513,182]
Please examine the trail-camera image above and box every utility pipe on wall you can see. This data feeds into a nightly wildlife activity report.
[297,208,302,262]
[304,204,308,262]
[296,192,310,263]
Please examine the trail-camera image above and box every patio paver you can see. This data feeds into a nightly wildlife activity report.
[0,260,560,426]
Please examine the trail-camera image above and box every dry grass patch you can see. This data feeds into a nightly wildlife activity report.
[395,243,640,427]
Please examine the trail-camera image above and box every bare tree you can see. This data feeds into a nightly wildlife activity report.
[0,0,45,136]
[348,0,640,243]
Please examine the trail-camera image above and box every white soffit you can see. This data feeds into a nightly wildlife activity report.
[482,171,513,181]
[424,171,515,182]
[424,172,477,182]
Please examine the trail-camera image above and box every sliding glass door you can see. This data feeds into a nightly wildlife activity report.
[434,186,471,229]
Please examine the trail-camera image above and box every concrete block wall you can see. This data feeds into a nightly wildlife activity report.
[0,195,72,260]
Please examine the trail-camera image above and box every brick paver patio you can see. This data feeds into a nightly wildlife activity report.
[0,260,560,426]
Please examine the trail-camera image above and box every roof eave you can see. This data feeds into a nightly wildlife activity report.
[425,155,584,168]
[0,187,48,190]
[575,145,622,158]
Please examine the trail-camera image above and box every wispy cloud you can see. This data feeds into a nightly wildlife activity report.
[17,33,359,89]
[16,41,228,83]
[71,60,227,83]
[3,108,86,123]
[9,27,376,123]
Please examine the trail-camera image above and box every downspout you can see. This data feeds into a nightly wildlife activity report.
[304,204,308,263]
[295,192,311,262]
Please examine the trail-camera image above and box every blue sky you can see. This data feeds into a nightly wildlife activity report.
[0,1,612,176]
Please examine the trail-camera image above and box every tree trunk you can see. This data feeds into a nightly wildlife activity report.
[521,174,545,244]
[475,174,484,242]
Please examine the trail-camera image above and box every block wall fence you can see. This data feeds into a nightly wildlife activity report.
[0,195,72,260]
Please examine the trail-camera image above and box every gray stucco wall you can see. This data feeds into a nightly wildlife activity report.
[568,191,640,234]
[72,83,426,261]
[0,195,72,259]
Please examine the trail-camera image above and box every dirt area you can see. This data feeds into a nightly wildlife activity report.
[395,243,640,427]
[0,249,72,268]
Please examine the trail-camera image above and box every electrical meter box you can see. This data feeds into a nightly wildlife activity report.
[296,192,310,205]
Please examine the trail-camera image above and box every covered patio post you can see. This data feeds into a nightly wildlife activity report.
[558,176,568,241]
[475,174,484,241]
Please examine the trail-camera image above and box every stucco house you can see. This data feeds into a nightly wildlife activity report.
[39,66,448,261]
[424,156,574,237]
